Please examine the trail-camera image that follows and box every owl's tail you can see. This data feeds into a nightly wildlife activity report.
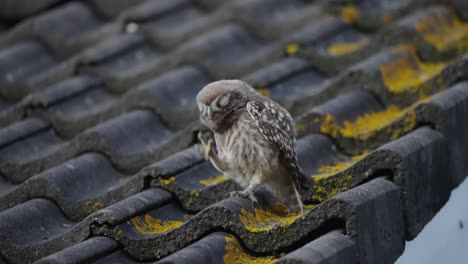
[269,181,304,215]
[285,184,304,215]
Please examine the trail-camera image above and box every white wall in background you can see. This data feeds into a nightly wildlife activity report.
[396,177,468,264]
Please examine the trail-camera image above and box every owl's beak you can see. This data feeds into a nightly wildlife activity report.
[207,107,213,119]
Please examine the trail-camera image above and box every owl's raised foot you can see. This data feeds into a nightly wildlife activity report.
[197,132,213,160]
[227,190,258,204]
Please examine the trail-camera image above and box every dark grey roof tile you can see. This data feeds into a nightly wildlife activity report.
[447,0,468,20]
[91,188,172,227]
[90,251,140,264]
[89,0,146,19]
[296,134,344,176]
[42,86,117,137]
[122,0,190,22]
[37,3,104,42]
[79,33,146,66]
[287,16,346,48]
[35,236,119,264]
[296,90,390,153]
[0,174,15,199]
[268,68,326,107]
[292,44,468,114]
[382,6,468,62]
[26,76,101,108]
[0,96,9,111]
[0,0,63,20]
[0,41,57,80]
[93,178,403,263]
[284,16,379,75]
[158,160,239,210]
[305,27,371,74]
[21,76,117,137]
[123,66,211,129]
[192,0,234,10]
[0,188,171,263]
[0,102,23,128]
[307,90,384,125]
[0,106,197,183]
[378,127,449,238]
[0,153,130,220]
[136,1,215,50]
[0,2,109,57]
[103,23,285,91]
[325,0,425,31]
[148,146,205,176]
[232,0,324,41]
[276,231,357,264]
[0,199,89,264]
[77,110,178,172]
[244,57,327,108]
[176,23,282,79]
[80,35,162,92]
[157,232,228,264]
[0,126,72,183]
[81,110,171,156]
[424,81,468,184]
[244,57,311,88]
[0,41,58,100]
[0,117,49,148]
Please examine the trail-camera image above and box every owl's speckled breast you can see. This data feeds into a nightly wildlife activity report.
[214,111,278,188]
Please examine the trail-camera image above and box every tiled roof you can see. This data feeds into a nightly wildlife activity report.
[0,0,467,263]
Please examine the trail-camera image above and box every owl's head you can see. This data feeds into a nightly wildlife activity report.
[196,80,255,132]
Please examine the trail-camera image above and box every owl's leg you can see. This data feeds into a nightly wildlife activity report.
[198,132,228,172]
[228,182,260,204]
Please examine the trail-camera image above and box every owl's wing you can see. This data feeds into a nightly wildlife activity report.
[246,100,307,195]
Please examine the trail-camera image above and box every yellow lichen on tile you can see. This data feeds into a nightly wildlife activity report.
[285,43,300,56]
[223,235,278,264]
[310,151,368,201]
[312,174,353,202]
[160,176,175,186]
[114,229,124,238]
[190,189,200,197]
[327,38,369,56]
[319,114,338,138]
[256,88,271,97]
[319,106,415,141]
[340,106,410,140]
[313,152,367,181]
[130,214,184,234]
[85,200,105,209]
[199,175,227,185]
[340,6,360,24]
[389,108,417,140]
[295,122,307,136]
[239,207,303,233]
[414,11,468,53]
[185,189,200,206]
[382,13,393,24]
[379,46,446,94]
[84,201,105,214]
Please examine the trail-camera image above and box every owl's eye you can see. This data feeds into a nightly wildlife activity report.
[217,94,230,107]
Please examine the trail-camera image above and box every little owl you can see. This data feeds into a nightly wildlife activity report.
[196,80,310,215]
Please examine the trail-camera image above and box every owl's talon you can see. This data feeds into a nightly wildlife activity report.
[197,132,213,160]
[228,190,258,204]
[227,191,240,198]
